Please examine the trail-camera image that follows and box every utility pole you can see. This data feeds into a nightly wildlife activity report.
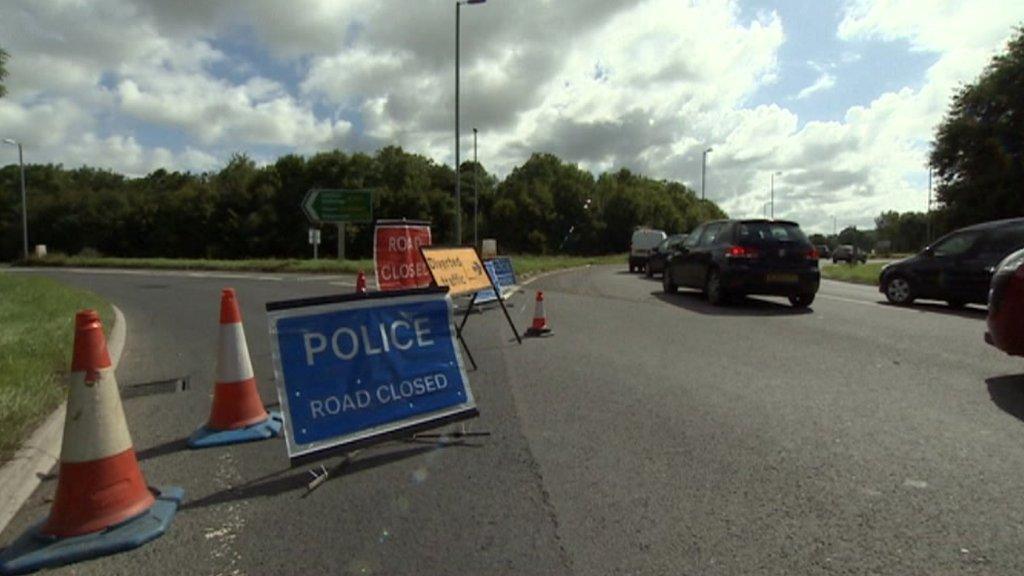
[454,0,486,246]
[926,168,933,243]
[3,138,27,259]
[770,171,781,219]
[701,147,713,201]
[473,127,479,249]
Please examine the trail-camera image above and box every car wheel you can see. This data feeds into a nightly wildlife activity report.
[789,293,815,308]
[832,257,838,264]
[645,265,653,278]
[705,269,727,306]
[662,269,677,293]
[629,264,635,273]
[947,300,966,309]
[883,275,915,305]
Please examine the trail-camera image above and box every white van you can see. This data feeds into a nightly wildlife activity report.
[629,228,667,272]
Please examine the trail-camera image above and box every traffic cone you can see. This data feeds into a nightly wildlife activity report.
[188,289,282,448]
[525,291,553,337]
[355,270,367,294]
[0,310,183,575]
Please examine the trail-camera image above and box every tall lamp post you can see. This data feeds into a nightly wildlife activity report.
[769,170,781,219]
[926,168,933,243]
[455,0,486,245]
[473,127,479,248]
[701,147,713,201]
[3,138,27,259]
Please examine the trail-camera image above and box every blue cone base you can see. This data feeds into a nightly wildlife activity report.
[0,486,183,576]
[187,411,283,449]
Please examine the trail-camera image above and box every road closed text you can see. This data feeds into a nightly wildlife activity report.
[309,373,450,419]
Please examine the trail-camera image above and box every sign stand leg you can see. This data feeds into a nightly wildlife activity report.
[496,294,522,345]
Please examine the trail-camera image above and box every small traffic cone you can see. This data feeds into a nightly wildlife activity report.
[188,289,282,448]
[355,270,367,294]
[525,291,553,337]
[0,310,183,575]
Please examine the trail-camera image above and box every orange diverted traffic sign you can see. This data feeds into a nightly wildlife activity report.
[420,247,493,297]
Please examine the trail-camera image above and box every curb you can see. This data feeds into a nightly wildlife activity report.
[0,305,127,535]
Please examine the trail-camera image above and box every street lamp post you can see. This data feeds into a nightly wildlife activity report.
[770,171,781,219]
[3,138,27,259]
[455,0,486,245]
[700,147,713,201]
[473,127,479,249]
[927,168,933,243]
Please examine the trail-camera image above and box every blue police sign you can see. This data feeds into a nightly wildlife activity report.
[491,257,517,296]
[474,259,502,304]
[266,288,477,460]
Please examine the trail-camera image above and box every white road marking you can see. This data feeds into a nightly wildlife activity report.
[816,293,880,307]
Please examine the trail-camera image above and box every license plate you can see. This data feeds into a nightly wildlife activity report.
[767,273,798,284]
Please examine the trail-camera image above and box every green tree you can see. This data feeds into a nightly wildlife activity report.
[930,26,1024,229]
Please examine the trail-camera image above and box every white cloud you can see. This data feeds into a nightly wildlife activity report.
[795,73,836,100]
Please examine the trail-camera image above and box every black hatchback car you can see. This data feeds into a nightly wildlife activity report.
[662,219,820,307]
[645,234,687,278]
[879,217,1024,308]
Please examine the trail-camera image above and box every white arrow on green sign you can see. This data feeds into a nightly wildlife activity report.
[302,189,374,224]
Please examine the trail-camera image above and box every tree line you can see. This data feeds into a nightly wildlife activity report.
[0,148,725,261]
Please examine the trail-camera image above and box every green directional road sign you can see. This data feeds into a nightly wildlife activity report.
[302,189,373,224]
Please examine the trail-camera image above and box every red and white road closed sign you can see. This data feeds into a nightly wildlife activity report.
[374,221,433,291]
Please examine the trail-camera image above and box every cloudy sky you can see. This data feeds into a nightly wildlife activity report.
[1,0,1021,233]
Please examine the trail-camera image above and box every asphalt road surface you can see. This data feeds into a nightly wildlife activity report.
[3,265,1024,575]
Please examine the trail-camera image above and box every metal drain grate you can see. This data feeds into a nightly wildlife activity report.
[121,376,191,399]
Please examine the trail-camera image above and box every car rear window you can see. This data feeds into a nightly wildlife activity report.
[736,222,809,244]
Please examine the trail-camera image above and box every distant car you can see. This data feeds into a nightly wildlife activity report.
[815,244,831,259]
[879,217,1024,308]
[986,247,1024,355]
[646,234,687,277]
[629,228,668,273]
[832,245,866,264]
[662,219,820,307]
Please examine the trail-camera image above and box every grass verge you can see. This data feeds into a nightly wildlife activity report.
[14,253,628,278]
[0,274,113,462]
[821,262,885,285]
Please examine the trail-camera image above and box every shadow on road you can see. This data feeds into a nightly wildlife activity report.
[986,374,1024,422]
[136,438,190,462]
[882,300,988,320]
[651,291,812,316]
[179,442,473,511]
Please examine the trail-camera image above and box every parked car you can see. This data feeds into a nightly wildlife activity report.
[815,244,831,259]
[879,217,1024,307]
[662,219,820,307]
[986,247,1024,356]
[832,244,866,264]
[646,234,687,277]
[629,228,668,273]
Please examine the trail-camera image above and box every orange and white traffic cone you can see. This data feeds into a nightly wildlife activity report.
[525,291,553,337]
[0,310,183,575]
[355,270,367,294]
[188,288,282,448]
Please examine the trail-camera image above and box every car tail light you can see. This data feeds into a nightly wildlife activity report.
[726,245,760,259]
[806,248,819,260]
